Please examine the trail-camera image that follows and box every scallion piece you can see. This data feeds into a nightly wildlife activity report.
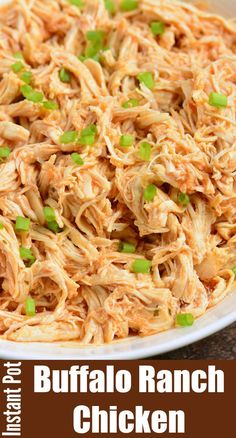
[143,184,157,202]
[43,101,59,110]
[47,221,61,234]
[0,147,11,159]
[81,124,97,136]
[138,142,151,161]
[104,0,115,14]
[59,68,71,83]
[20,246,36,265]
[150,21,165,36]
[20,85,44,103]
[232,266,236,276]
[78,125,97,145]
[25,297,36,317]
[120,0,138,12]
[15,216,30,232]
[131,259,152,274]
[176,313,194,327]
[86,30,105,44]
[43,206,56,223]
[208,92,228,109]
[21,71,32,85]
[137,72,155,90]
[68,0,84,7]
[119,241,136,254]
[178,192,190,207]
[120,134,134,148]
[0,222,4,230]
[71,153,84,166]
[122,98,139,108]
[60,130,78,144]
[11,61,24,73]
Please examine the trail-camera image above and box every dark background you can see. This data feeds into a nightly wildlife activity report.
[154,322,236,359]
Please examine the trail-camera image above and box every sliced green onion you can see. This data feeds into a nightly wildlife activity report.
[20,85,44,103]
[120,0,138,12]
[81,124,97,136]
[68,0,84,7]
[119,241,136,254]
[0,147,11,159]
[137,72,155,90]
[60,130,78,144]
[78,134,96,145]
[150,21,165,36]
[86,30,105,44]
[178,192,190,207]
[120,134,134,148]
[13,52,24,60]
[71,153,84,166]
[104,0,115,14]
[138,142,151,161]
[143,184,157,202]
[131,259,152,274]
[25,297,36,317]
[43,206,56,222]
[47,221,61,234]
[232,266,236,276]
[43,101,59,110]
[176,313,194,327]
[208,92,228,109]
[15,216,30,232]
[59,68,71,83]
[122,98,139,108]
[20,246,36,265]
[21,71,32,85]
[11,61,24,73]
[0,222,4,230]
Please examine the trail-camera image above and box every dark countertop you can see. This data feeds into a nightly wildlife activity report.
[153,322,236,360]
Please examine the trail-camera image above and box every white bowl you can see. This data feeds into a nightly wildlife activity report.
[0,0,235,359]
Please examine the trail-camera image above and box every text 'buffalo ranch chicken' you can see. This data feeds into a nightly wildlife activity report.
[0,0,235,343]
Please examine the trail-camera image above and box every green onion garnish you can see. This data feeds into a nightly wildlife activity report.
[43,206,56,222]
[120,0,138,12]
[47,221,61,234]
[21,71,32,85]
[176,313,194,327]
[20,85,44,103]
[59,68,71,83]
[68,0,84,7]
[0,222,4,230]
[20,247,36,265]
[178,192,190,207]
[71,153,84,166]
[122,98,139,108]
[138,142,151,161]
[119,241,136,253]
[120,134,134,148]
[11,61,24,73]
[43,101,59,110]
[150,21,165,36]
[13,52,24,60]
[25,297,36,317]
[86,30,105,44]
[137,72,155,90]
[0,147,11,159]
[15,216,30,232]
[131,259,152,274]
[143,184,157,202]
[232,266,236,276]
[208,92,228,109]
[104,0,115,14]
[59,130,78,144]
[78,124,97,145]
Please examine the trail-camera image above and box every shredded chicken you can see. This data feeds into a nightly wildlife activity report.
[0,0,235,344]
